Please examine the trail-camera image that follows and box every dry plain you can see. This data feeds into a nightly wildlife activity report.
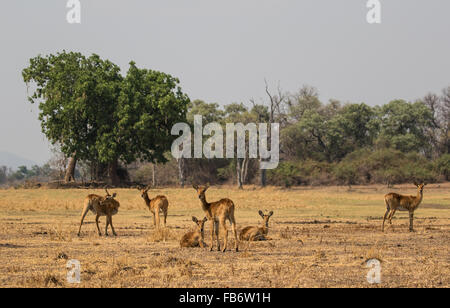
[0,183,449,288]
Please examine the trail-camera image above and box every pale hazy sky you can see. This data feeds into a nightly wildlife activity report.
[0,0,449,164]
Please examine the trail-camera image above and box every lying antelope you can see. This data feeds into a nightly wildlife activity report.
[382,182,426,232]
[240,210,274,241]
[138,185,169,228]
[180,216,208,248]
[193,184,239,252]
[78,188,120,236]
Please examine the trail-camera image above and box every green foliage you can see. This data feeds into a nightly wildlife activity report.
[22,52,123,162]
[20,57,449,187]
[267,160,333,186]
[377,100,435,153]
[435,154,450,180]
[267,149,440,186]
[23,52,190,183]
[336,149,437,185]
[115,62,190,164]
[187,100,224,125]
[333,161,358,185]
[6,164,54,182]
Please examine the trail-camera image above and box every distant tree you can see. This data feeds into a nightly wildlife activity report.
[187,99,225,124]
[377,100,435,154]
[439,87,450,154]
[0,166,7,184]
[223,103,254,189]
[287,85,321,121]
[294,101,343,162]
[254,80,288,187]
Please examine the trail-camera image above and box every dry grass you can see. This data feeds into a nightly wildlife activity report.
[0,183,449,288]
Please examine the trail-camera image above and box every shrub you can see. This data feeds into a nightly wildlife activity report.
[435,154,450,181]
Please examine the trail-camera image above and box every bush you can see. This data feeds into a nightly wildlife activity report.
[267,160,334,186]
[435,154,450,181]
[336,148,439,185]
[333,161,358,185]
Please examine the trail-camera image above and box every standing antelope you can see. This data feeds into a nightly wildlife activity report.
[78,188,120,236]
[240,210,274,241]
[180,216,208,248]
[138,185,169,228]
[193,184,239,252]
[382,182,426,232]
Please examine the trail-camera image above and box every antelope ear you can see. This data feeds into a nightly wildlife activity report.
[258,210,264,218]
[112,193,117,198]
[268,211,274,217]
[423,182,427,186]
[205,183,210,189]
[203,217,208,222]
[413,181,418,187]
[193,184,198,190]
[192,216,198,223]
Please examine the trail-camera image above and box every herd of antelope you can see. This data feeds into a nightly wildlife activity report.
[77,182,427,251]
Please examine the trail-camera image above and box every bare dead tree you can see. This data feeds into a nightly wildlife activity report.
[257,79,287,187]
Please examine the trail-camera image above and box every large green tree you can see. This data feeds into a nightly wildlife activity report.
[23,52,189,185]
[110,62,190,185]
[22,51,122,182]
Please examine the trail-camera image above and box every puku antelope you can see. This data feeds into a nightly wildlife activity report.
[180,216,208,248]
[78,188,120,236]
[138,185,169,228]
[382,182,426,232]
[193,184,239,252]
[240,210,273,241]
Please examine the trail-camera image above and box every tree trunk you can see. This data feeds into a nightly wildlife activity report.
[64,156,77,183]
[152,163,156,186]
[260,159,267,187]
[236,159,243,189]
[108,160,120,187]
[177,158,185,187]
[242,156,249,184]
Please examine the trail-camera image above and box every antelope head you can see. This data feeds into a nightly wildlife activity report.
[192,216,208,233]
[105,187,117,199]
[193,183,210,199]
[137,185,151,199]
[413,182,427,194]
[258,210,274,228]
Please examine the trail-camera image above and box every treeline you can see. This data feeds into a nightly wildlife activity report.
[131,86,450,187]
[0,165,55,186]
[17,51,450,188]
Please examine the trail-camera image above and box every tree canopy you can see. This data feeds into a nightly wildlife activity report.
[23,51,190,185]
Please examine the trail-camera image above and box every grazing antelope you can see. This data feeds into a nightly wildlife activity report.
[78,188,120,236]
[240,210,273,241]
[138,185,169,228]
[382,182,426,232]
[193,184,239,252]
[180,216,208,248]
